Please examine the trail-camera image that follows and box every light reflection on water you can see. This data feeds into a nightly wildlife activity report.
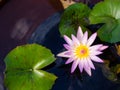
[10,18,32,40]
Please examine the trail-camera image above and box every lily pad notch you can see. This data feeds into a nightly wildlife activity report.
[4,44,57,90]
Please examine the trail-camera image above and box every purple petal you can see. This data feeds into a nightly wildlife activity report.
[77,26,83,41]
[90,51,103,56]
[57,51,71,58]
[64,51,72,55]
[98,46,108,51]
[83,59,92,76]
[90,44,103,51]
[64,35,72,45]
[84,66,92,76]
[65,58,74,64]
[81,31,88,44]
[84,59,89,69]
[71,60,79,73]
[63,44,70,50]
[90,55,103,63]
[78,58,84,72]
[87,33,97,46]
[87,58,95,70]
[71,34,80,45]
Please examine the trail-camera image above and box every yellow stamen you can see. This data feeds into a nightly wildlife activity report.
[75,45,89,59]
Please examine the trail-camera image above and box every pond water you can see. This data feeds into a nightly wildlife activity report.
[28,12,120,90]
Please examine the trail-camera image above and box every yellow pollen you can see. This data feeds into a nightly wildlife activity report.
[75,45,89,59]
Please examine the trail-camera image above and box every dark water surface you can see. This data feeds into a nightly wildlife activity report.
[28,12,120,90]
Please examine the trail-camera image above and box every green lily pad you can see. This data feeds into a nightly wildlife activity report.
[98,20,120,43]
[89,0,120,43]
[4,44,57,90]
[59,3,91,37]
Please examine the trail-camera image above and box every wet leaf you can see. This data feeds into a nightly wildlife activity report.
[59,3,91,37]
[4,44,57,90]
[89,0,120,43]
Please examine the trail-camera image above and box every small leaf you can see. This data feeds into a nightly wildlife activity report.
[4,44,57,90]
[59,3,91,37]
[89,0,120,43]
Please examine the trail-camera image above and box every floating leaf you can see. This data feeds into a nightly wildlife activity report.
[4,44,57,90]
[59,3,91,37]
[89,0,120,43]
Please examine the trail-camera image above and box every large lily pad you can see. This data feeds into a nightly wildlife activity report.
[59,3,91,37]
[89,0,120,43]
[4,44,57,90]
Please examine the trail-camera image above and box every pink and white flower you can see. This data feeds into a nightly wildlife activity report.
[57,26,108,76]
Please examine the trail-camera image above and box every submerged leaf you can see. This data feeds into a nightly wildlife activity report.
[4,44,57,90]
[59,3,91,37]
[89,0,120,43]
[101,60,120,82]
[101,62,117,82]
[111,64,120,74]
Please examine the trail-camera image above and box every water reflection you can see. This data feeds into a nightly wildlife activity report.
[10,18,32,40]
[0,74,4,90]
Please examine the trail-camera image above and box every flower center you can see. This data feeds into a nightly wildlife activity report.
[75,45,89,59]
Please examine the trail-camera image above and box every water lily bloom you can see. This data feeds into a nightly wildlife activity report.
[57,26,108,76]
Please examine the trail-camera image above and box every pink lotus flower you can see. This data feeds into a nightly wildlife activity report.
[57,26,108,76]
